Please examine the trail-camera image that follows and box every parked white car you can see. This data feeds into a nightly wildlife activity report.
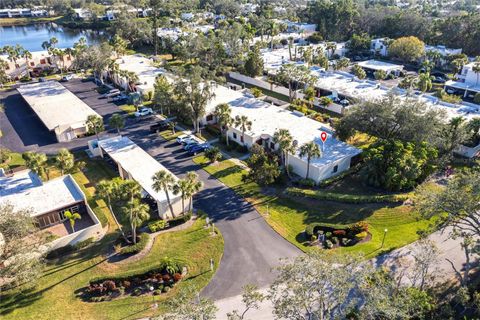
[102,89,121,98]
[176,132,193,144]
[134,107,154,117]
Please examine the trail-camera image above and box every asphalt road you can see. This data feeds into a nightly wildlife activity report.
[126,123,301,299]
[1,79,301,300]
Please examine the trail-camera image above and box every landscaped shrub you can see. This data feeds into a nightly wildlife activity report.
[297,178,316,187]
[162,286,170,293]
[341,238,350,246]
[205,125,221,136]
[331,236,338,244]
[333,230,346,237]
[325,232,332,239]
[173,273,183,282]
[355,231,368,240]
[318,165,362,187]
[325,240,334,249]
[168,212,192,227]
[119,233,149,255]
[236,144,249,153]
[148,220,169,233]
[347,221,369,234]
[305,222,349,239]
[85,258,185,302]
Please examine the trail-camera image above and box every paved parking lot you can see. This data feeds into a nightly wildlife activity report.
[62,79,122,122]
[0,89,57,152]
[0,78,125,153]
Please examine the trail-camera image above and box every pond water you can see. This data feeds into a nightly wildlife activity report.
[0,22,105,51]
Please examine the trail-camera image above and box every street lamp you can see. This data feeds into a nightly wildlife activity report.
[381,229,388,248]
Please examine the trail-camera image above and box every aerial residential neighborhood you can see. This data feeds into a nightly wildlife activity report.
[1,1,480,320]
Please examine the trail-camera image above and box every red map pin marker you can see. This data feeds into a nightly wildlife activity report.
[320,132,328,143]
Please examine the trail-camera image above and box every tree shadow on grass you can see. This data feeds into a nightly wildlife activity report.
[211,165,243,179]
[0,256,109,316]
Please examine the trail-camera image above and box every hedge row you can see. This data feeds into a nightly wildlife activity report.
[287,187,409,204]
[317,164,362,187]
[119,233,149,255]
[89,257,184,285]
[148,212,191,233]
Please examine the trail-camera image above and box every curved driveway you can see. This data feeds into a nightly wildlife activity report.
[0,80,301,300]
[128,126,301,299]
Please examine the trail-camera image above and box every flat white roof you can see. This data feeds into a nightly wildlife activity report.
[445,80,480,93]
[311,70,480,120]
[357,60,404,72]
[17,81,99,131]
[116,55,172,92]
[99,136,180,204]
[0,171,85,217]
[207,85,361,166]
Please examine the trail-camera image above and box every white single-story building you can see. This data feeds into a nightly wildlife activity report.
[95,136,184,219]
[356,59,404,76]
[0,170,103,250]
[1,50,73,79]
[112,55,173,94]
[202,84,361,183]
[17,81,100,142]
[445,62,480,99]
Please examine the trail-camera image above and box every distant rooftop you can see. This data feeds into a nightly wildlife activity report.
[116,55,174,92]
[0,171,85,217]
[99,136,180,204]
[17,81,99,131]
[357,60,404,72]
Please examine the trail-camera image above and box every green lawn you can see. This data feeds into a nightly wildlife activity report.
[119,104,136,114]
[0,152,25,170]
[193,156,431,257]
[159,129,184,141]
[0,157,224,320]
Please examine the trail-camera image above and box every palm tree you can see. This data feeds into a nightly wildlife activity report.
[86,115,104,141]
[49,37,58,49]
[234,115,252,146]
[168,121,177,134]
[214,103,233,146]
[64,210,81,233]
[172,179,190,214]
[23,152,48,180]
[124,199,149,244]
[288,36,294,60]
[326,42,336,58]
[55,148,74,175]
[417,72,434,92]
[267,21,280,50]
[41,41,51,51]
[185,171,202,212]
[273,129,297,178]
[152,170,176,218]
[108,113,125,134]
[109,34,130,58]
[473,57,480,86]
[21,49,32,78]
[426,50,442,68]
[96,179,130,243]
[3,45,21,70]
[299,141,322,180]
[126,71,139,92]
[64,47,74,70]
[55,48,66,74]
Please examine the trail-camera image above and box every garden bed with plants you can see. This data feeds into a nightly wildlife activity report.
[305,221,372,249]
[80,258,185,302]
[115,233,150,255]
[147,212,192,233]
[287,187,410,204]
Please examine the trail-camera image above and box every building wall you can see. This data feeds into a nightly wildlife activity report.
[48,205,103,250]
[157,196,184,219]
[289,154,352,183]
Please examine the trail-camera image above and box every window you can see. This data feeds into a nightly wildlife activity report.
[206,114,213,121]
[15,64,20,69]
[40,58,46,64]
[241,136,244,143]
[332,165,338,173]
[233,132,237,139]
[67,56,71,61]
[270,142,275,149]
[59,205,80,220]
[30,62,35,66]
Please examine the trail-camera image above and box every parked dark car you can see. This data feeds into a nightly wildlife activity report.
[188,143,211,155]
[150,121,169,133]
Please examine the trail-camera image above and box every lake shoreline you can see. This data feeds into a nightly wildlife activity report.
[0,16,62,26]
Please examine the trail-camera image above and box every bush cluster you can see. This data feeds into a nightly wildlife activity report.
[148,220,169,233]
[119,233,149,255]
[86,258,184,302]
[305,221,370,249]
